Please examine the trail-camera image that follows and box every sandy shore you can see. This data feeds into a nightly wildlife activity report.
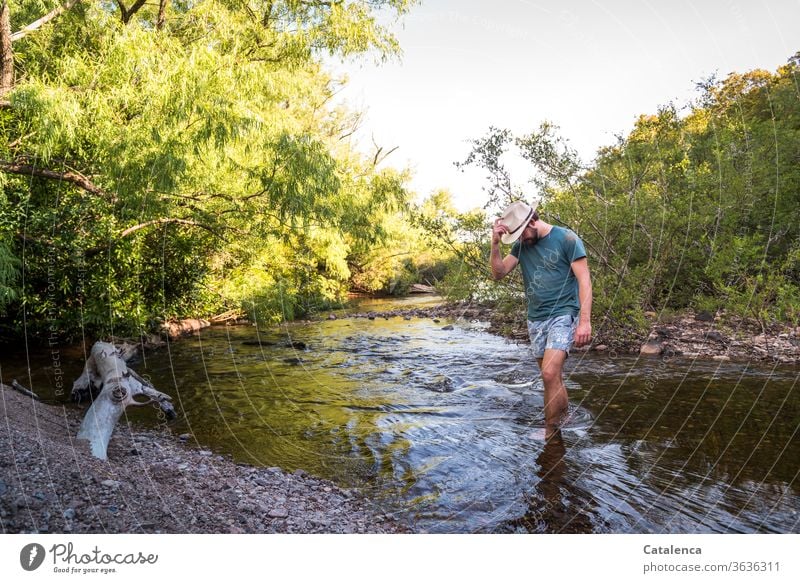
[0,384,407,534]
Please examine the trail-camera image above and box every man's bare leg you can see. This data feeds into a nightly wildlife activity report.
[537,349,569,439]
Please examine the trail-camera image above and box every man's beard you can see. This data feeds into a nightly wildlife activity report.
[522,229,539,246]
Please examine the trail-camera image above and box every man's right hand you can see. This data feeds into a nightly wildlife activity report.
[492,219,508,246]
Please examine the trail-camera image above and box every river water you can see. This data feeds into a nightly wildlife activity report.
[2,296,798,533]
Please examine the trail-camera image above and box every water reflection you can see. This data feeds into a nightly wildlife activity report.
[1,297,798,533]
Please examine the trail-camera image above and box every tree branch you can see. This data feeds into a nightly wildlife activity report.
[10,0,82,43]
[117,218,222,239]
[84,218,228,258]
[0,159,108,197]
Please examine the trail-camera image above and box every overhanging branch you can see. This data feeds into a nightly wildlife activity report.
[118,218,223,240]
[0,159,108,197]
[10,0,82,43]
[84,218,228,258]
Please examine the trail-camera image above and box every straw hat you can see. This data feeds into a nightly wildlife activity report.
[498,201,537,244]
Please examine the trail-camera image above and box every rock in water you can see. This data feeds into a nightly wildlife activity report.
[640,341,663,355]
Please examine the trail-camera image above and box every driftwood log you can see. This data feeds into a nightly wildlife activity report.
[0,379,41,400]
[71,341,176,459]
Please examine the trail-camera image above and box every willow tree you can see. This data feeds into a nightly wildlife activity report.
[0,0,415,338]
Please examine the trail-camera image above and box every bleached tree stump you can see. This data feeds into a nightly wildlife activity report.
[71,341,176,459]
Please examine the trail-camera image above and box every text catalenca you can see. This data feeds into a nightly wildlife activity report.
[643,545,702,555]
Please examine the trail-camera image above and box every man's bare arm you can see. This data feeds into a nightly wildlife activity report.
[571,257,593,346]
[490,220,519,280]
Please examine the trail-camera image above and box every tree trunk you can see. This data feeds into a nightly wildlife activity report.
[156,0,167,30]
[72,341,176,459]
[0,0,14,97]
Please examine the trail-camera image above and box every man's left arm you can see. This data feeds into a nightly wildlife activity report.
[571,257,592,347]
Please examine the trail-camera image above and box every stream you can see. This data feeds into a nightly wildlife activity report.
[2,296,798,533]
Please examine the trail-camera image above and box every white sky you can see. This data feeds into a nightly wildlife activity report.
[330,0,800,211]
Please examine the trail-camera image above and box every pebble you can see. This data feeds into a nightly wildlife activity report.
[63,508,76,520]
[199,450,213,457]
[441,325,454,331]
[269,508,289,518]
[101,480,120,489]
[179,434,191,441]
[0,479,6,495]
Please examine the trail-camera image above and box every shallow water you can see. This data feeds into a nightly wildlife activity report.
[2,298,798,533]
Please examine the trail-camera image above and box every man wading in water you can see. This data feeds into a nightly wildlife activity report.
[490,201,593,440]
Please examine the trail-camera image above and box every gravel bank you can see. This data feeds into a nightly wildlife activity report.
[0,384,407,534]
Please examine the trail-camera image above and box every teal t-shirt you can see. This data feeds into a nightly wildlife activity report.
[510,226,587,322]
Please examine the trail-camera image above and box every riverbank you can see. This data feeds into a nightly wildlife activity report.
[0,384,407,534]
[339,301,800,365]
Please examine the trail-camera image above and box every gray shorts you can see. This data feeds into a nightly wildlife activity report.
[527,314,577,358]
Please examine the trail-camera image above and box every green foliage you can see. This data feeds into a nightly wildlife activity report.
[0,0,420,340]
[0,236,19,311]
[446,53,800,338]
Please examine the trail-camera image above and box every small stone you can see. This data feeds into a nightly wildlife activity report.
[404,316,411,321]
[639,341,663,356]
[441,325,454,331]
[594,344,608,351]
[0,479,7,495]
[433,319,441,323]
[268,508,289,519]
[712,355,731,361]
[695,311,715,322]
[101,480,120,489]
[199,450,213,457]
[327,313,337,320]
[179,433,191,441]
[293,469,307,478]
[63,508,76,520]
